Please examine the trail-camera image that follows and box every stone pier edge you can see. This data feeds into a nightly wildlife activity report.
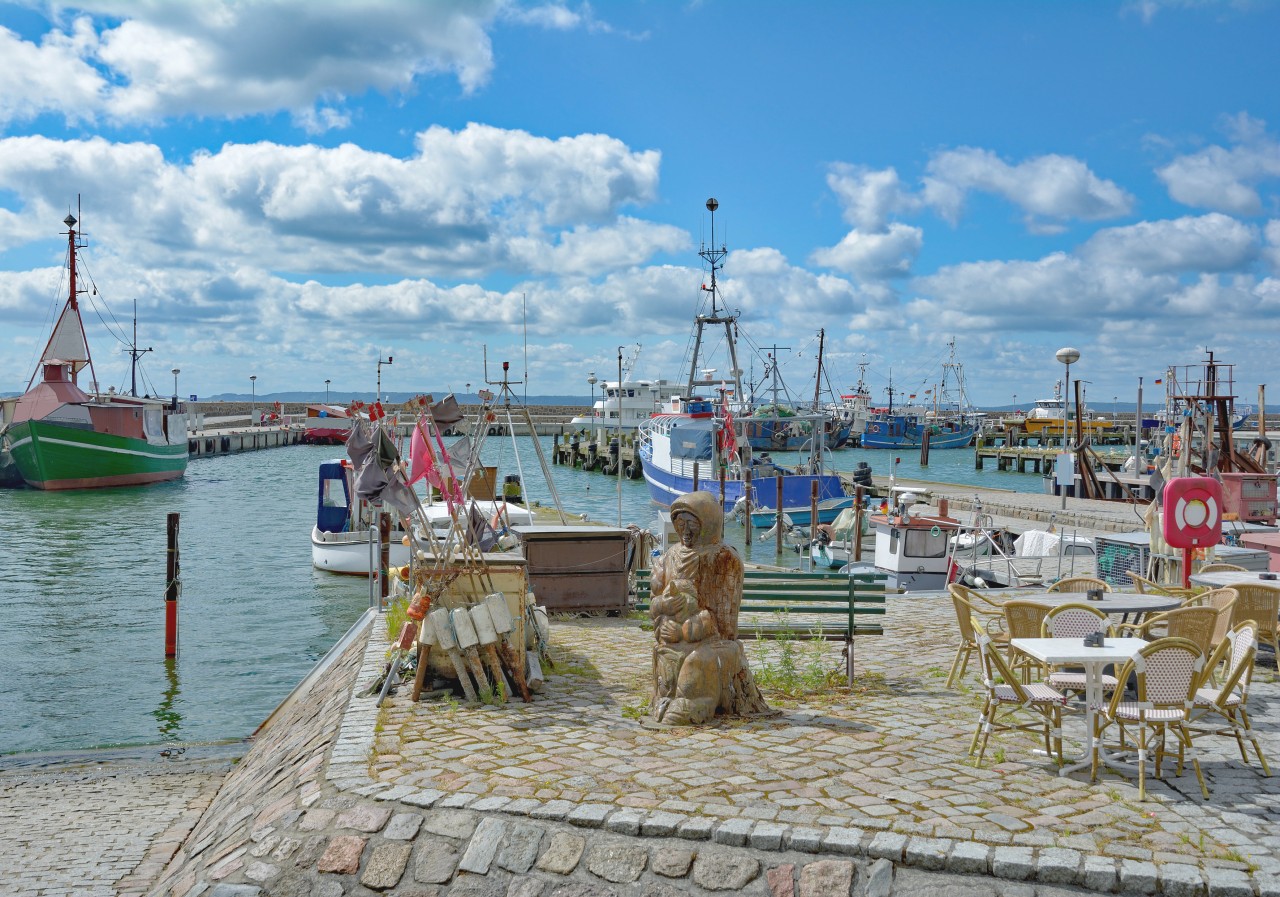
[319,617,1275,897]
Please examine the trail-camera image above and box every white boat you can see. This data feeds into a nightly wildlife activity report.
[569,377,683,434]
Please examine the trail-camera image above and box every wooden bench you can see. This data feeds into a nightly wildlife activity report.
[634,567,888,686]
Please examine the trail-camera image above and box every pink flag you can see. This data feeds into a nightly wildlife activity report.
[407,421,434,485]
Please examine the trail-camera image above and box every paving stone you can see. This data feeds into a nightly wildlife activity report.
[1083,855,1118,892]
[906,837,949,871]
[495,823,544,874]
[947,841,990,875]
[460,817,507,874]
[317,835,366,874]
[797,859,854,897]
[584,841,649,883]
[751,822,787,850]
[678,816,716,841]
[867,832,907,863]
[337,804,394,833]
[714,817,754,847]
[767,863,797,897]
[447,874,511,897]
[565,804,612,828]
[209,886,262,897]
[692,848,762,891]
[384,812,424,840]
[604,808,644,836]
[547,884,618,897]
[361,842,412,890]
[413,837,460,884]
[786,827,823,853]
[821,826,864,857]
[1205,867,1254,897]
[1161,863,1207,897]
[990,846,1034,881]
[1036,848,1082,885]
[641,811,685,837]
[651,846,696,878]
[403,790,445,808]
[506,879,546,897]
[536,832,586,876]
[1119,860,1159,895]
[422,809,479,840]
[865,857,893,897]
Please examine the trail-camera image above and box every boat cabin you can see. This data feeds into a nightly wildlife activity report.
[869,508,962,592]
[316,460,352,533]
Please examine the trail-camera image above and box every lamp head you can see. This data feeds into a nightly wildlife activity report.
[1055,347,1081,366]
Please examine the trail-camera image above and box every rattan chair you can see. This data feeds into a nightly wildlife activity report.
[1046,576,1112,594]
[1118,605,1218,657]
[969,619,1068,766]
[1230,584,1280,669]
[1198,562,1247,573]
[949,582,1008,616]
[1179,588,1238,662]
[1126,571,1194,599]
[1003,599,1052,682]
[1094,637,1209,800]
[1040,603,1118,696]
[1188,621,1271,776]
[947,585,1010,689]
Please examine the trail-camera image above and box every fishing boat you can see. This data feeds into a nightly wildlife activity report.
[1016,383,1115,436]
[3,213,188,490]
[636,198,850,521]
[860,339,976,450]
[303,404,355,444]
[826,360,872,447]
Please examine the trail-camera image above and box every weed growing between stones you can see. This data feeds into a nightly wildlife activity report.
[384,597,409,643]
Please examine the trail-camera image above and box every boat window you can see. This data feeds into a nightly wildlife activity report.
[322,478,346,507]
[904,529,948,558]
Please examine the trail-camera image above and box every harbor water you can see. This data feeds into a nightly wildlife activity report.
[0,435,1040,755]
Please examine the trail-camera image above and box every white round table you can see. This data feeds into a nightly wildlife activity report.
[1024,592,1182,616]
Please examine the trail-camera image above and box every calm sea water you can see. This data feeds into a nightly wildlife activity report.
[0,435,1038,755]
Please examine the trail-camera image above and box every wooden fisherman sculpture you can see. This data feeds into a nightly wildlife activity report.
[648,491,771,725]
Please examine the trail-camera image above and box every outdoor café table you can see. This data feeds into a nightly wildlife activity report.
[1010,636,1150,777]
[1022,592,1181,623]
[1189,570,1280,589]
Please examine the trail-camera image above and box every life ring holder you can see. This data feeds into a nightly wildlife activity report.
[868,423,881,434]
[930,525,942,537]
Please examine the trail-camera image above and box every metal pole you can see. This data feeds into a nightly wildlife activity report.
[1133,377,1143,475]
[744,468,753,542]
[775,477,785,554]
[617,347,624,527]
[164,512,180,657]
[854,485,865,562]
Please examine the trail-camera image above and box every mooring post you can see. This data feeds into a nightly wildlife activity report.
[744,469,753,542]
[775,477,785,554]
[165,512,180,657]
[379,512,392,610]
[809,480,819,571]
[854,486,865,561]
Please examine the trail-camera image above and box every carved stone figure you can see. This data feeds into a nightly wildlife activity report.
[649,491,771,725]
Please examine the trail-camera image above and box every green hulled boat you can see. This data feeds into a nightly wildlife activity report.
[3,212,188,490]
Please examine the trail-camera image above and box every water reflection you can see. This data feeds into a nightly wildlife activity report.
[154,657,183,740]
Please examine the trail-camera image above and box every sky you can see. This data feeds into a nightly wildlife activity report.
[1,1,1279,410]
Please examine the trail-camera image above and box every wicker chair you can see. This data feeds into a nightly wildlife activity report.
[1040,603,1118,696]
[969,619,1069,766]
[1188,621,1272,776]
[1126,571,1194,599]
[949,582,1008,616]
[1198,562,1247,574]
[1094,637,1208,800]
[1179,588,1238,661]
[1118,605,1218,657]
[1230,584,1280,668]
[1046,576,1112,594]
[1003,599,1052,682]
[947,585,1010,689]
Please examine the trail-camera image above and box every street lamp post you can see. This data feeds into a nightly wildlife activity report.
[171,368,180,406]
[1054,347,1081,508]
[377,356,393,403]
[587,372,597,437]
[325,379,330,404]
[250,375,257,425]
[616,348,624,527]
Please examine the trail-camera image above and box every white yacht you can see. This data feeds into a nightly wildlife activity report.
[569,377,684,436]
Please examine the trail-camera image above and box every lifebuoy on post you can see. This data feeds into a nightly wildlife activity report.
[868,423,880,434]
[1162,477,1222,548]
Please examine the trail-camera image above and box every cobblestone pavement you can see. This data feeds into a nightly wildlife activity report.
[137,590,1280,896]
[0,745,237,897]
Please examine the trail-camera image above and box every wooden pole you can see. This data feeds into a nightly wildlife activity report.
[692,461,700,493]
[775,476,785,554]
[743,469,753,542]
[854,485,865,562]
[720,466,726,507]
[919,427,931,466]
[164,512,180,658]
[809,480,819,570]
[379,511,391,609]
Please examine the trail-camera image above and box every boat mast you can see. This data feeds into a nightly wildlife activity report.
[685,198,743,403]
[60,213,99,393]
[127,297,153,398]
[812,328,825,411]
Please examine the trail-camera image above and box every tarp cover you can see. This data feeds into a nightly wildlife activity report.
[669,419,717,461]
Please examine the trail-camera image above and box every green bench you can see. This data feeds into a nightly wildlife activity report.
[634,567,888,686]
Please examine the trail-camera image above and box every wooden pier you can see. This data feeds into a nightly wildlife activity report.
[551,431,643,479]
[974,428,1138,474]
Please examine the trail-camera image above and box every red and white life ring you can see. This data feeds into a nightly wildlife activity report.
[868,424,880,434]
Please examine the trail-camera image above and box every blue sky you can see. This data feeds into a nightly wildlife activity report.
[1,1,1278,409]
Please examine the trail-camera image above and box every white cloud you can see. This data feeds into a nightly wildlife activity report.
[0,2,510,126]
[923,148,1134,226]
[1264,220,1280,274]
[825,164,920,231]
[1156,114,1280,215]
[810,223,923,280]
[1079,213,1258,274]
